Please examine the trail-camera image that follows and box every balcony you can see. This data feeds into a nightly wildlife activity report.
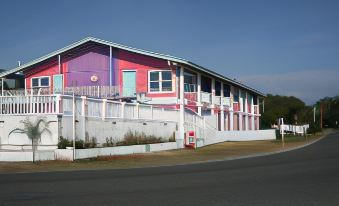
[214,96,221,105]
[200,92,212,104]
[222,97,231,107]
[184,92,197,102]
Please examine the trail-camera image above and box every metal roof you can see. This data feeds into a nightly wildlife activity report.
[0,37,265,97]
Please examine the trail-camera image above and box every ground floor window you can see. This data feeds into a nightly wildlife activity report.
[149,70,173,92]
[31,76,50,89]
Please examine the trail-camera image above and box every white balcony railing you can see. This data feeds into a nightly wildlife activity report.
[200,92,211,104]
[214,96,221,105]
[222,97,231,107]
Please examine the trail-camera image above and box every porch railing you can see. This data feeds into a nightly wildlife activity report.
[63,86,120,98]
[201,92,211,104]
[0,95,60,115]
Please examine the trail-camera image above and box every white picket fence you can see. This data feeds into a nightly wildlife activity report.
[0,95,60,115]
[280,124,310,135]
[0,95,180,122]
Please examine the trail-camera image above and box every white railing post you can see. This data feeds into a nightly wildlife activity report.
[135,103,139,119]
[151,105,154,120]
[211,79,215,115]
[55,94,61,113]
[220,83,225,131]
[229,110,234,131]
[245,92,248,130]
[121,102,126,118]
[102,99,107,120]
[197,73,202,116]
[81,96,87,116]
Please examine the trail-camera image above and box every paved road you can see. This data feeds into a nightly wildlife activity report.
[1,132,339,206]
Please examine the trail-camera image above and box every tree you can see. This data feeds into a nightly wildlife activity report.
[261,94,308,128]
[9,117,52,163]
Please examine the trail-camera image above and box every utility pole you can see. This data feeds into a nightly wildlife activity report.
[72,89,76,161]
[279,118,285,148]
[313,107,316,123]
[320,102,323,129]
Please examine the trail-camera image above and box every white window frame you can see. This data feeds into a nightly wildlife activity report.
[148,70,174,93]
[31,76,51,88]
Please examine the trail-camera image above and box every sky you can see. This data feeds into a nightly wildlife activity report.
[0,0,338,105]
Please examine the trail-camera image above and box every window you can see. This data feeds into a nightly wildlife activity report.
[31,76,50,88]
[149,70,173,92]
[223,84,230,97]
[215,81,221,96]
[184,71,197,92]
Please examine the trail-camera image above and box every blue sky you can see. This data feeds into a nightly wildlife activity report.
[0,0,338,104]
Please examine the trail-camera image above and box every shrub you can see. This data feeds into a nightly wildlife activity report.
[169,132,176,142]
[58,136,71,149]
[308,121,322,135]
[84,137,97,148]
[103,137,114,147]
[74,139,84,149]
[116,131,166,146]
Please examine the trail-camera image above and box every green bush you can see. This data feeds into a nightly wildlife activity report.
[103,137,114,147]
[84,138,97,148]
[74,139,84,149]
[116,131,167,146]
[308,121,322,135]
[58,136,71,149]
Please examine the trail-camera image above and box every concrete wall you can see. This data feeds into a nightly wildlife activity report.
[204,129,276,146]
[0,150,55,162]
[61,116,177,145]
[54,142,179,161]
[0,114,59,150]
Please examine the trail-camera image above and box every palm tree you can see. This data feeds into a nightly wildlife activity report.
[9,117,52,163]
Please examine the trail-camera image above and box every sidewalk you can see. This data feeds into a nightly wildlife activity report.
[0,132,325,174]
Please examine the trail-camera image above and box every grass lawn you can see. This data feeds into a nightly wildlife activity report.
[0,132,326,174]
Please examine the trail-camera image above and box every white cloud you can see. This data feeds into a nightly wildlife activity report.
[239,70,339,105]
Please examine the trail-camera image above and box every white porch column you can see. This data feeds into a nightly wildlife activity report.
[109,46,113,86]
[211,78,215,115]
[244,92,249,130]
[229,110,234,131]
[197,73,202,116]
[251,97,255,130]
[229,85,234,131]
[102,99,107,121]
[238,89,242,130]
[79,96,87,141]
[178,66,185,147]
[220,83,225,131]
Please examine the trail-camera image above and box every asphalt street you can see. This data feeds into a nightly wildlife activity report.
[1,131,339,206]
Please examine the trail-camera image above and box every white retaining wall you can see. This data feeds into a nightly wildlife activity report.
[0,114,59,150]
[61,116,177,145]
[204,129,276,145]
[54,142,179,161]
[0,150,55,162]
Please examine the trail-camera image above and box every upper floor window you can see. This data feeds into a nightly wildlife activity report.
[223,84,230,97]
[149,70,173,93]
[32,76,50,88]
[184,71,197,92]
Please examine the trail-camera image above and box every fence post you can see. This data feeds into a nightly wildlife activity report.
[102,99,107,121]
[55,94,61,113]
[135,103,139,119]
[121,102,126,118]
[151,105,154,120]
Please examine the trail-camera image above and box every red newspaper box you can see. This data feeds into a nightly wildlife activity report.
[185,131,196,148]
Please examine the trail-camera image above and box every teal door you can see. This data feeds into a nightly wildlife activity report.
[53,74,63,94]
[122,71,136,97]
